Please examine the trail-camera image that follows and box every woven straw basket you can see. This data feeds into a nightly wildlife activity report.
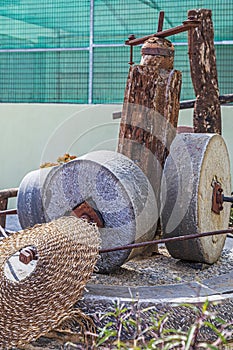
[0,216,100,348]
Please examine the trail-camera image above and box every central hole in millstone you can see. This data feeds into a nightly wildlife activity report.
[70,199,104,228]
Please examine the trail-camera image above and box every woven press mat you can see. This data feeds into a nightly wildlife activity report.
[0,216,100,348]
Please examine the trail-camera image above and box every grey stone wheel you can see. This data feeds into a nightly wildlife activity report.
[161,133,231,264]
[18,151,158,273]
[17,166,56,229]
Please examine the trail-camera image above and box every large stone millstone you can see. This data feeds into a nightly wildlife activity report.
[161,133,231,264]
[17,167,53,229]
[17,151,158,273]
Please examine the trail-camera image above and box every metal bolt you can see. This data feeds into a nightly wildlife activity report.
[127,34,135,66]
[19,247,37,265]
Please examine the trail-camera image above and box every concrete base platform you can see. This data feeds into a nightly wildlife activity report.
[76,276,233,343]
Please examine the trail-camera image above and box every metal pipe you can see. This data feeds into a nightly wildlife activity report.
[112,94,233,120]
[223,196,233,203]
[99,228,233,253]
[0,209,17,217]
[180,94,233,109]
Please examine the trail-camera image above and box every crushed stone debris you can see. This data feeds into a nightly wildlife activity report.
[91,245,233,286]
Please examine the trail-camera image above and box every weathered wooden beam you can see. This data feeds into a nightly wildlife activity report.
[118,37,182,224]
[0,188,18,200]
[188,9,221,134]
[0,199,8,228]
[117,37,182,251]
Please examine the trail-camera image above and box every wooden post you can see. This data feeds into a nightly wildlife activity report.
[118,37,181,201]
[188,9,221,134]
[118,37,182,244]
[0,199,8,228]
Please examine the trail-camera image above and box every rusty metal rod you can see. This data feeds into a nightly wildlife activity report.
[99,228,233,253]
[157,11,164,32]
[223,196,233,203]
[180,99,195,109]
[180,94,233,109]
[220,94,233,104]
[125,20,200,46]
[0,209,17,216]
[112,94,233,120]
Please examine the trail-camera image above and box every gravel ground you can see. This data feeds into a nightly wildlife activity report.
[90,243,233,287]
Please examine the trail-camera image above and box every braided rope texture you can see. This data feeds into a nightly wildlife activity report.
[0,216,100,348]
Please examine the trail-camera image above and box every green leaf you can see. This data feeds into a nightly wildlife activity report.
[203,321,227,344]
[96,330,117,346]
[184,324,197,350]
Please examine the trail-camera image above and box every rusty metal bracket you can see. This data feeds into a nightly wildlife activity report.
[211,177,233,214]
[71,201,104,228]
[141,46,174,57]
[211,177,224,214]
[125,11,199,66]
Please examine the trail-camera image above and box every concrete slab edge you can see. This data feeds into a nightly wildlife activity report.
[83,270,233,305]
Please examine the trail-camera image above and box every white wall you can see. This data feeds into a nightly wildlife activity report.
[0,104,120,190]
[0,104,232,203]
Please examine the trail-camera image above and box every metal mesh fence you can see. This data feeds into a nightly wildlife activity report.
[0,0,232,104]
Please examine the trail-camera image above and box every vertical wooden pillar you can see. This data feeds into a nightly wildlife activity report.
[118,37,181,202]
[188,9,221,134]
[118,37,182,244]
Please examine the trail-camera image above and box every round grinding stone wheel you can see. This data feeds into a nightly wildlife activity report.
[161,133,231,264]
[17,151,158,273]
[17,166,55,229]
